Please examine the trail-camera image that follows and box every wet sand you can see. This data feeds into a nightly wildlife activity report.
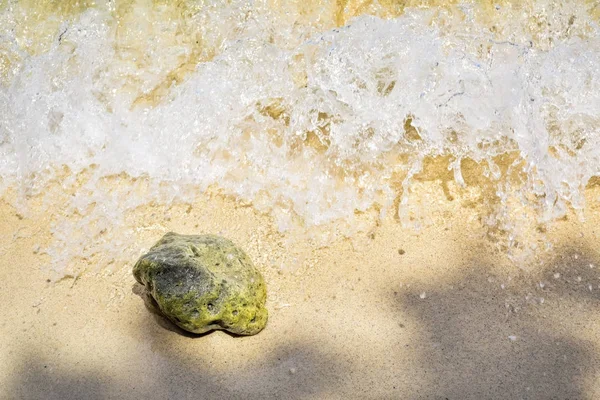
[2,185,600,399]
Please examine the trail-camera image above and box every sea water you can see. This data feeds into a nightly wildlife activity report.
[1,0,599,273]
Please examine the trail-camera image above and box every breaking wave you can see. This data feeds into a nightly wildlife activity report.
[1,0,599,272]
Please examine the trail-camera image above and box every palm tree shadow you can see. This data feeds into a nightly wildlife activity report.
[392,245,600,399]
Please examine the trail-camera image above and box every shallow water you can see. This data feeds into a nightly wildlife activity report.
[1,0,599,273]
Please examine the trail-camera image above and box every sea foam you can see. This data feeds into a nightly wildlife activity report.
[1,1,599,272]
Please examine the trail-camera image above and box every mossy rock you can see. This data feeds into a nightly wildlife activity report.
[133,232,268,335]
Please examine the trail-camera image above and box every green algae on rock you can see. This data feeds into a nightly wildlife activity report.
[133,232,268,335]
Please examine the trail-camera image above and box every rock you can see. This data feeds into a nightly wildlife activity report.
[133,232,268,335]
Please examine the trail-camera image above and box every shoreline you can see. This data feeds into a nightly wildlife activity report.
[2,185,600,398]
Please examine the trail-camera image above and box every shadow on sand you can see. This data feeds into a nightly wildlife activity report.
[10,286,348,399]
[392,244,600,399]
[7,242,600,399]
[10,342,347,399]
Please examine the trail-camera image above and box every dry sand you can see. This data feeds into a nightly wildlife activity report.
[2,184,600,399]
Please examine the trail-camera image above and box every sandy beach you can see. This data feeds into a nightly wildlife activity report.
[2,181,600,399]
[3,1,600,398]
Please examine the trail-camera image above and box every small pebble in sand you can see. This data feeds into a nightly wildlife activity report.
[419,292,426,299]
[508,335,517,341]
[289,367,297,375]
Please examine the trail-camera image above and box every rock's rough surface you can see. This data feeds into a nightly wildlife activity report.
[133,232,268,335]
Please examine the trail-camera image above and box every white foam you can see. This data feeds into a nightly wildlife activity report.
[1,2,599,272]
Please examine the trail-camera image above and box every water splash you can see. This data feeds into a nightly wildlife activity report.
[1,0,599,273]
